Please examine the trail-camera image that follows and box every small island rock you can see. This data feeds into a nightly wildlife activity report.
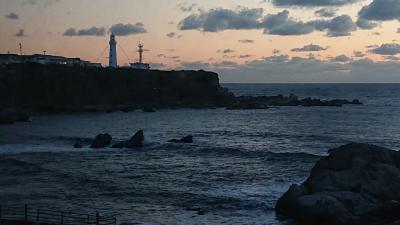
[90,133,112,148]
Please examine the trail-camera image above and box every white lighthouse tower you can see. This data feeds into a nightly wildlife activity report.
[109,33,117,68]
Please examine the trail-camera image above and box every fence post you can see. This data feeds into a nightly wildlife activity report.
[61,211,64,225]
[24,204,28,221]
[37,209,40,222]
[96,212,99,225]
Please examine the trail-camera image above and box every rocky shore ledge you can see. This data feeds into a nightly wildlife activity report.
[0,63,361,120]
[276,143,400,225]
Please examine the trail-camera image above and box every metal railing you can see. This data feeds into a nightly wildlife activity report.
[0,205,116,225]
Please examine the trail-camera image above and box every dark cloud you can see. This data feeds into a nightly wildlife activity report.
[22,0,60,7]
[177,3,198,12]
[213,61,238,68]
[179,8,356,37]
[166,32,176,38]
[291,44,327,52]
[314,8,336,17]
[356,18,378,30]
[178,8,263,32]
[314,15,356,37]
[272,0,359,7]
[15,29,26,37]
[353,51,366,57]
[358,0,400,21]
[273,49,281,54]
[63,27,105,36]
[180,61,210,70]
[216,56,400,83]
[370,43,400,55]
[5,12,19,20]
[109,23,146,36]
[262,10,316,35]
[238,39,254,43]
[331,54,352,62]
[218,49,235,54]
[239,54,252,58]
[384,55,400,61]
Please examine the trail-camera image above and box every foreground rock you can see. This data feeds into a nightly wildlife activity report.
[90,133,112,148]
[275,143,400,225]
[168,135,193,143]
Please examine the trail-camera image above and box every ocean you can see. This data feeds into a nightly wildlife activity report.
[0,83,399,225]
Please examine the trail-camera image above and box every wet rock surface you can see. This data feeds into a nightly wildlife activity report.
[276,143,400,225]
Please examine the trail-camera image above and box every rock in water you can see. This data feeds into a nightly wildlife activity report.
[168,135,193,143]
[73,143,82,148]
[90,133,112,148]
[275,143,400,225]
[125,130,144,148]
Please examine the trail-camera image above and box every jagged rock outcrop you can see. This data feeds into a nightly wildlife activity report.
[125,130,144,148]
[90,133,112,148]
[276,143,400,225]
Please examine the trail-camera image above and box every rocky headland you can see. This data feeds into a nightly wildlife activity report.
[276,143,400,225]
[0,63,361,122]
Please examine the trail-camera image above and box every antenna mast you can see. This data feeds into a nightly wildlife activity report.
[138,43,144,64]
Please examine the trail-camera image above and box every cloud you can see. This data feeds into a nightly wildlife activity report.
[213,61,238,68]
[5,12,19,20]
[398,28,400,33]
[273,49,281,54]
[239,54,252,58]
[180,61,211,70]
[15,29,26,37]
[238,39,254,43]
[331,54,352,62]
[291,44,327,52]
[353,51,366,57]
[63,27,105,36]
[177,3,198,12]
[370,43,400,55]
[356,18,378,30]
[179,8,357,37]
[218,49,235,54]
[272,0,359,6]
[358,0,400,21]
[22,0,60,7]
[314,8,336,17]
[262,10,316,35]
[166,32,176,38]
[109,23,146,36]
[314,15,356,37]
[215,56,400,83]
[384,55,400,61]
[178,7,263,32]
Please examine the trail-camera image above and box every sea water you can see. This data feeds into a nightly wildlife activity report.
[0,83,399,225]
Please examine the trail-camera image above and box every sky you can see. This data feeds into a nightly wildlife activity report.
[1,0,400,82]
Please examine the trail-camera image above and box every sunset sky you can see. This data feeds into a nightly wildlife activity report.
[1,0,400,82]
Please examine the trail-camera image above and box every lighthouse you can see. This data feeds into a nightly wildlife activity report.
[109,33,117,68]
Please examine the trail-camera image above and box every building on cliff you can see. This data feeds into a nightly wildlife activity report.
[109,33,117,68]
[130,43,150,70]
[0,53,102,67]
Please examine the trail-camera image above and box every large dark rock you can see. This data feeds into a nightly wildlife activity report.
[276,143,400,225]
[168,135,193,143]
[125,130,144,148]
[90,133,112,148]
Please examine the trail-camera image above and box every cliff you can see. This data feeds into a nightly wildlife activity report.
[0,63,234,112]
